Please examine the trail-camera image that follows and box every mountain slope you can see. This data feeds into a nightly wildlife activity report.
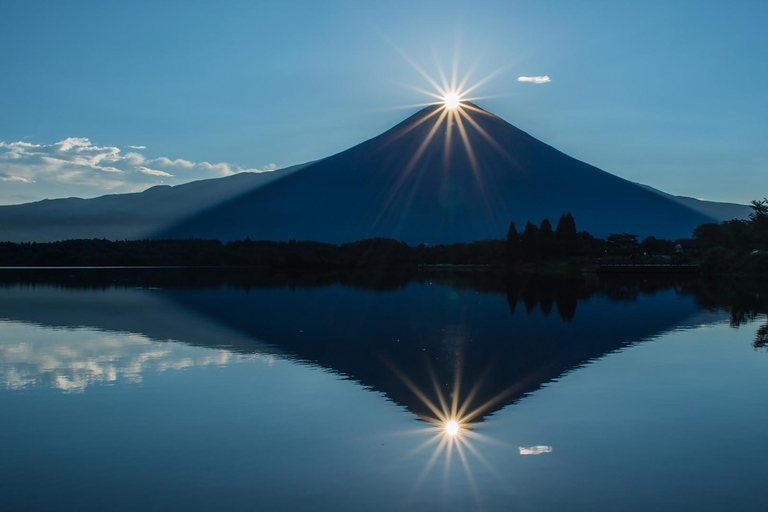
[0,163,309,242]
[0,104,748,243]
[156,104,726,242]
[636,183,752,222]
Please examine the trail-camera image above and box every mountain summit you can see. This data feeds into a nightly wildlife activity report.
[0,104,750,243]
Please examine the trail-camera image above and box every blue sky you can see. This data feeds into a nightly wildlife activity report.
[1,0,766,205]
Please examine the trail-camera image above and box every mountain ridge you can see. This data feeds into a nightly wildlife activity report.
[0,104,749,243]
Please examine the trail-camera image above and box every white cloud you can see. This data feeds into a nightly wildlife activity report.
[518,76,551,84]
[0,173,33,183]
[138,167,174,177]
[263,162,278,171]
[0,137,268,204]
[519,445,553,455]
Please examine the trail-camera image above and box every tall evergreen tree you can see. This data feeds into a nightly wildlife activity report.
[539,219,555,260]
[505,221,521,266]
[521,222,539,262]
[555,212,578,256]
[556,212,577,240]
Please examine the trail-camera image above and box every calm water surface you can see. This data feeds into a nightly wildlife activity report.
[1,270,767,511]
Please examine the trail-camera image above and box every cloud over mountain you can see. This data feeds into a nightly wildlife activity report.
[0,137,271,204]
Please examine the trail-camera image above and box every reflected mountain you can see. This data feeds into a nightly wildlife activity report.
[2,269,762,421]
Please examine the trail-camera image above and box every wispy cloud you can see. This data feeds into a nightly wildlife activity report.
[0,172,34,183]
[138,167,174,177]
[0,137,275,204]
[518,76,551,84]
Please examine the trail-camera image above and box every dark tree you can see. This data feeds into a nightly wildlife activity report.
[640,236,674,255]
[750,198,768,249]
[555,212,578,256]
[556,212,577,241]
[538,219,555,260]
[606,233,639,255]
[521,222,539,262]
[505,221,521,266]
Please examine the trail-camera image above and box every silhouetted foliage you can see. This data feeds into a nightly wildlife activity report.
[692,197,768,274]
[505,221,521,266]
[605,233,640,255]
[640,236,675,255]
[538,219,555,260]
[521,222,539,262]
[556,212,577,242]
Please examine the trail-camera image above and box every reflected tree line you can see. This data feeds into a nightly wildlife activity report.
[3,269,765,345]
[690,277,768,350]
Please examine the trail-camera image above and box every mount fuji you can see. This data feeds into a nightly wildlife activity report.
[0,103,750,243]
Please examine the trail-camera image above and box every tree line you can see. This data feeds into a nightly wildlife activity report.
[505,212,678,265]
[693,198,768,274]
[1,200,765,273]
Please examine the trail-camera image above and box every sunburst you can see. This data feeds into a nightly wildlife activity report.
[371,47,514,232]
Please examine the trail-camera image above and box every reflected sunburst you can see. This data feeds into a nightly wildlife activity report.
[387,354,520,507]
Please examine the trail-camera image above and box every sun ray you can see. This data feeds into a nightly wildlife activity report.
[377,105,444,149]
[398,82,446,101]
[450,41,460,92]
[442,109,455,168]
[460,103,498,117]
[450,353,463,419]
[461,64,510,98]
[411,435,449,492]
[432,49,451,96]
[373,107,449,229]
[458,435,502,481]
[402,429,446,462]
[385,360,448,422]
[461,384,522,424]
[456,367,492,420]
[457,107,513,160]
[425,356,450,420]
[455,436,482,507]
[456,59,479,93]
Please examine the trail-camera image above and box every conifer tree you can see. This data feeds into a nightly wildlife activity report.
[521,221,539,262]
[539,219,555,259]
[505,221,521,266]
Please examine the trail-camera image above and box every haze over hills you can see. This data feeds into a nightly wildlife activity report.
[0,104,750,243]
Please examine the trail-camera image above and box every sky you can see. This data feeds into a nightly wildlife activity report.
[1,0,766,205]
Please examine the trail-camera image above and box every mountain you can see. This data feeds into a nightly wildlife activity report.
[635,183,752,222]
[0,163,309,243]
[0,103,749,243]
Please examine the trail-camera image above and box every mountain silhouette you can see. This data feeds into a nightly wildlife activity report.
[0,104,749,243]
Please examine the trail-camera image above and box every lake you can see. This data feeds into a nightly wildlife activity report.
[1,269,767,511]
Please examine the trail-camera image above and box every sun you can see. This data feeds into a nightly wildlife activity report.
[443,93,461,110]
[445,419,460,435]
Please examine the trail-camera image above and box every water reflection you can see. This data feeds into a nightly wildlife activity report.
[2,269,767,512]
[518,446,553,455]
[0,269,766,421]
[0,320,269,392]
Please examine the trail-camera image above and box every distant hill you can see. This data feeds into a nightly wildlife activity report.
[0,104,750,243]
[635,183,752,222]
[0,163,309,242]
